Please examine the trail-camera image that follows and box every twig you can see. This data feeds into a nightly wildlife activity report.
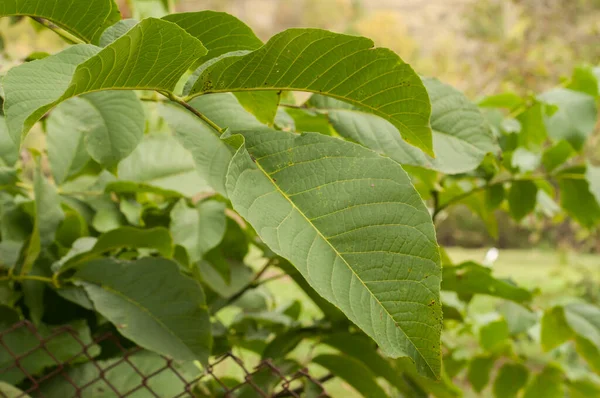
[31,17,85,45]
[274,373,334,397]
[223,258,278,306]
[161,92,225,135]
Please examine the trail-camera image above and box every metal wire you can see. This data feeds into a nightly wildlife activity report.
[0,321,329,397]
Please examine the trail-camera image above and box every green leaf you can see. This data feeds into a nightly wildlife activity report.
[312,354,388,398]
[0,382,30,398]
[163,11,262,64]
[567,65,599,97]
[510,148,540,173]
[478,92,524,109]
[558,167,600,228]
[285,107,335,136]
[321,332,410,393]
[0,0,121,44]
[225,128,442,378]
[568,378,600,398]
[262,329,315,360]
[522,366,564,398]
[442,262,532,303]
[564,303,600,371]
[540,306,573,351]
[170,199,226,263]
[493,363,529,398]
[99,18,138,46]
[539,88,597,151]
[3,18,207,144]
[189,29,434,155]
[159,97,239,196]
[0,319,100,385]
[542,140,575,173]
[38,350,198,398]
[479,317,510,352]
[508,180,538,221]
[74,257,211,364]
[311,78,497,174]
[57,226,173,272]
[47,92,144,179]
[0,117,18,167]
[516,101,547,150]
[585,164,600,205]
[498,301,537,335]
[234,91,280,126]
[467,356,495,393]
[21,167,64,275]
[117,134,211,197]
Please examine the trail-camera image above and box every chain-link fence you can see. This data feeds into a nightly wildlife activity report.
[0,321,330,397]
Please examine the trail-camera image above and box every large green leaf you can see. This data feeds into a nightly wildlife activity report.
[225,128,442,378]
[47,91,144,178]
[539,88,597,151]
[163,11,262,64]
[74,257,211,364]
[309,78,496,173]
[3,18,206,144]
[188,29,434,155]
[0,0,121,44]
[117,134,211,197]
[312,354,388,398]
[442,262,532,303]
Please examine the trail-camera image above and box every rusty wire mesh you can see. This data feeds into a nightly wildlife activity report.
[0,321,330,397]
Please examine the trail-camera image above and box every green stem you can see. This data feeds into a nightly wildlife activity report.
[162,93,225,135]
[31,17,85,45]
[0,274,56,285]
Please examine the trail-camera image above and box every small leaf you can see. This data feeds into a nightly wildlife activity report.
[498,301,537,335]
[558,167,600,228]
[508,180,538,221]
[189,29,434,155]
[308,78,497,173]
[479,318,510,352]
[0,382,31,398]
[442,262,532,303]
[74,257,211,364]
[117,134,211,197]
[539,88,597,151]
[542,140,575,173]
[312,354,388,398]
[493,363,529,398]
[57,226,173,272]
[540,306,573,351]
[467,356,496,393]
[478,92,524,109]
[0,0,121,44]
[516,101,547,150]
[21,167,64,275]
[170,199,226,264]
[234,91,280,126]
[566,65,599,97]
[522,366,564,398]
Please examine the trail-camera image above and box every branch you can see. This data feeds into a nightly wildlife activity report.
[274,373,334,397]
[161,93,225,135]
[30,17,85,45]
[223,258,278,306]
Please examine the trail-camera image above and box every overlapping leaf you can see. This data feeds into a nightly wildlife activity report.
[225,128,442,378]
[188,29,434,155]
[3,18,206,144]
[307,78,497,173]
[74,257,211,364]
[0,0,121,44]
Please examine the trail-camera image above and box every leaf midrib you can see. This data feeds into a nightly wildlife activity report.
[251,152,436,377]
